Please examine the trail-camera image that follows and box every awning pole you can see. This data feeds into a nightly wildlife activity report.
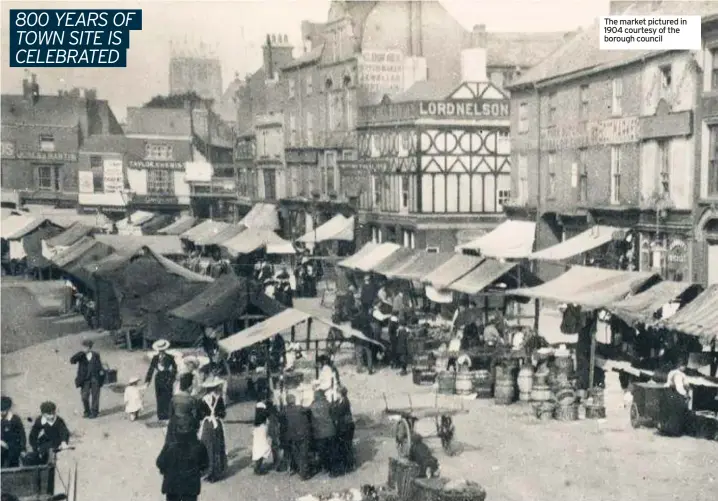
[588,313,598,389]
[533,299,539,332]
[306,317,313,351]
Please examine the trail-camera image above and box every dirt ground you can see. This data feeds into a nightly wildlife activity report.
[1,290,715,501]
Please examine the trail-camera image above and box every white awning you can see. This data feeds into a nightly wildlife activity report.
[116,211,156,229]
[529,225,619,261]
[457,220,536,259]
[240,203,279,230]
[1,214,36,239]
[352,243,401,272]
[297,215,354,243]
[221,228,295,256]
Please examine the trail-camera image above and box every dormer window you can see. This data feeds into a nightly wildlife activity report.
[39,134,54,152]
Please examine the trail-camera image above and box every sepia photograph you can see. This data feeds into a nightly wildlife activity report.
[0,1,716,500]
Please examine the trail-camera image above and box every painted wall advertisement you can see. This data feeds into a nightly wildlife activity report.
[103,159,125,192]
[359,50,404,94]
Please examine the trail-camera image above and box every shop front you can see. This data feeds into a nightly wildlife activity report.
[2,149,80,207]
[126,159,190,215]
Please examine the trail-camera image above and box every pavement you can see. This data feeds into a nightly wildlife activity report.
[1,287,716,501]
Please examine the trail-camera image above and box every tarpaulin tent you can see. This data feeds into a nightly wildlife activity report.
[52,236,114,271]
[4,217,64,268]
[337,242,379,269]
[115,211,157,235]
[239,203,280,230]
[90,246,212,331]
[93,234,184,256]
[341,243,400,272]
[137,213,175,235]
[422,254,484,289]
[368,247,418,276]
[445,258,519,295]
[457,220,536,258]
[170,274,250,327]
[606,281,701,326]
[297,214,354,243]
[655,284,718,346]
[181,220,230,244]
[157,215,198,235]
[221,228,295,256]
[387,251,454,281]
[42,222,94,261]
[193,223,245,247]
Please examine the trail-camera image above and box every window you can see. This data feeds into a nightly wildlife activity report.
[401,176,410,210]
[610,146,621,204]
[372,176,381,207]
[518,103,528,133]
[712,49,718,90]
[497,189,511,207]
[402,229,415,249]
[342,151,355,161]
[145,143,173,160]
[263,168,277,200]
[289,113,297,147]
[548,93,557,126]
[325,78,333,91]
[579,85,589,121]
[658,140,670,195]
[306,112,314,147]
[547,152,557,199]
[577,148,588,202]
[36,165,53,190]
[371,226,382,243]
[660,64,672,97]
[39,134,55,152]
[146,169,174,194]
[709,125,718,196]
[90,156,104,193]
[288,79,296,99]
[327,94,335,131]
[306,73,313,95]
[612,78,623,116]
[325,151,336,192]
[517,154,528,203]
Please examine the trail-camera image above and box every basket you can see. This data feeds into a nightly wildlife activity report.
[102,365,118,385]
[534,402,555,421]
[413,369,437,386]
[585,405,606,419]
[410,478,487,501]
[554,403,579,421]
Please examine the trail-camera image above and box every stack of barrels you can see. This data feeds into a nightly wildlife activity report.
[473,369,493,398]
[585,387,606,419]
[531,362,554,419]
[412,352,437,386]
[455,368,474,396]
[517,363,534,401]
[552,348,578,421]
[494,360,518,405]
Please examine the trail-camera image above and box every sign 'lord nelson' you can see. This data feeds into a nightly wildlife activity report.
[419,99,510,119]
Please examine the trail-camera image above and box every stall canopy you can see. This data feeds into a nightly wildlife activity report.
[170,274,250,327]
[352,243,401,272]
[4,217,64,266]
[157,216,197,235]
[655,285,718,346]
[137,214,175,235]
[221,228,295,256]
[219,308,384,354]
[93,234,184,256]
[1,214,36,239]
[389,251,454,281]
[457,220,536,259]
[192,223,245,247]
[52,236,114,270]
[239,203,280,230]
[446,258,518,295]
[422,254,484,289]
[369,247,418,276]
[512,265,660,308]
[116,211,157,234]
[606,281,701,326]
[337,242,379,269]
[41,222,94,261]
[180,220,221,242]
[297,214,355,243]
[529,225,619,261]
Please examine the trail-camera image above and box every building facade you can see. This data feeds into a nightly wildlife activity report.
[255,113,286,204]
[1,76,122,208]
[234,131,258,218]
[508,17,698,281]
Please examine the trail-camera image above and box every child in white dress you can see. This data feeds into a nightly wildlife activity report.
[124,377,144,421]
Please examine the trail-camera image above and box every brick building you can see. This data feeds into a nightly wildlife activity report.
[1,75,122,208]
[506,7,708,281]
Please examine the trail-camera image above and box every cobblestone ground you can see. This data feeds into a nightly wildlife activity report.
[1,293,715,501]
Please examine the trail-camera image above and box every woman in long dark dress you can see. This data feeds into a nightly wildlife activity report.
[145,339,177,422]
[198,377,227,482]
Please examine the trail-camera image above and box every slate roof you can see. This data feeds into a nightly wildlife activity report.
[1,95,84,128]
[125,107,192,136]
[485,31,576,68]
[390,79,462,103]
[282,45,324,70]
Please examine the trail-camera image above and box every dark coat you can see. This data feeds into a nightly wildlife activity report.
[70,350,104,388]
[1,414,26,457]
[331,397,354,433]
[309,398,336,440]
[28,417,70,453]
[283,403,311,441]
[168,392,202,436]
[145,353,178,385]
[156,435,209,497]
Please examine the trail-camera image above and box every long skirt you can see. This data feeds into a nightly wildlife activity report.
[658,389,688,436]
[154,372,175,420]
[200,419,227,481]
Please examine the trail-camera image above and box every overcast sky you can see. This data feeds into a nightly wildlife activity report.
[1,0,610,121]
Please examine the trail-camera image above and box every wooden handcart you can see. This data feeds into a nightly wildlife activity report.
[629,381,667,428]
[383,393,468,457]
[0,450,77,501]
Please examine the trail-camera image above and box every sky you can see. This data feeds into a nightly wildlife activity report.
[1,0,611,121]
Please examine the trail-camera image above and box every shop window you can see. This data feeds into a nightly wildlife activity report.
[39,134,55,152]
[518,103,528,134]
[36,165,54,190]
[658,140,670,195]
[579,85,589,121]
[548,93,556,127]
[710,125,718,196]
[611,78,623,116]
[578,148,588,202]
[547,152,557,199]
[145,143,173,161]
[610,146,621,204]
[146,169,174,194]
[90,156,104,193]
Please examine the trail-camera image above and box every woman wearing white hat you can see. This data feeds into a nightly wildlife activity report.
[198,377,227,482]
[145,340,177,422]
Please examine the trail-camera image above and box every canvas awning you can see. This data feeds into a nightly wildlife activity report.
[369,247,419,276]
[181,220,229,244]
[529,225,619,261]
[338,242,379,269]
[44,222,92,248]
[512,266,659,309]
[606,281,700,326]
[93,235,184,256]
[192,224,245,246]
[422,254,484,289]
[297,214,354,243]
[117,211,156,229]
[4,217,54,240]
[457,220,536,259]
[446,258,518,295]
[655,284,718,346]
[352,243,401,272]
[52,237,114,269]
[389,251,454,281]
[239,203,280,230]
[221,228,295,256]
[157,216,197,235]
[169,274,250,327]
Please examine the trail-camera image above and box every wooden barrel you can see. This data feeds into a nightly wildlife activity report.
[585,405,606,419]
[455,372,474,395]
[531,384,552,402]
[533,367,549,387]
[588,387,605,407]
[494,377,516,405]
[554,403,579,421]
[472,370,492,399]
[437,371,456,395]
[554,354,574,375]
[413,352,435,371]
[517,366,533,401]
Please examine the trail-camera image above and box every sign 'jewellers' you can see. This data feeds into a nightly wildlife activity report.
[419,100,510,119]
[128,160,185,170]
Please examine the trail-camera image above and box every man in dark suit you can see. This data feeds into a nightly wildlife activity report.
[283,394,312,480]
[70,339,105,418]
[1,396,26,468]
[156,431,209,501]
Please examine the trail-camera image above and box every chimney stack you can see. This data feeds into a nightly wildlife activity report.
[471,24,488,49]
[30,73,39,104]
[461,26,488,82]
[262,33,294,80]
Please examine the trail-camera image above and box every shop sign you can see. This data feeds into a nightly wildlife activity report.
[541,116,640,149]
[132,194,179,206]
[667,239,688,264]
[359,50,404,94]
[1,141,16,159]
[128,160,185,171]
[103,159,125,192]
[418,100,510,119]
[15,150,78,162]
[640,110,692,140]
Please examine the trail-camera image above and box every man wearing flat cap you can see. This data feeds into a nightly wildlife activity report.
[1,396,26,468]
[70,339,105,418]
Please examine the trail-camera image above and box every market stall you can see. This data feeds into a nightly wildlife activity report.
[93,234,185,258]
[3,216,64,275]
[41,222,94,261]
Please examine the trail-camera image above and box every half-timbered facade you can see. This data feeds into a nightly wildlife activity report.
[352,78,511,252]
